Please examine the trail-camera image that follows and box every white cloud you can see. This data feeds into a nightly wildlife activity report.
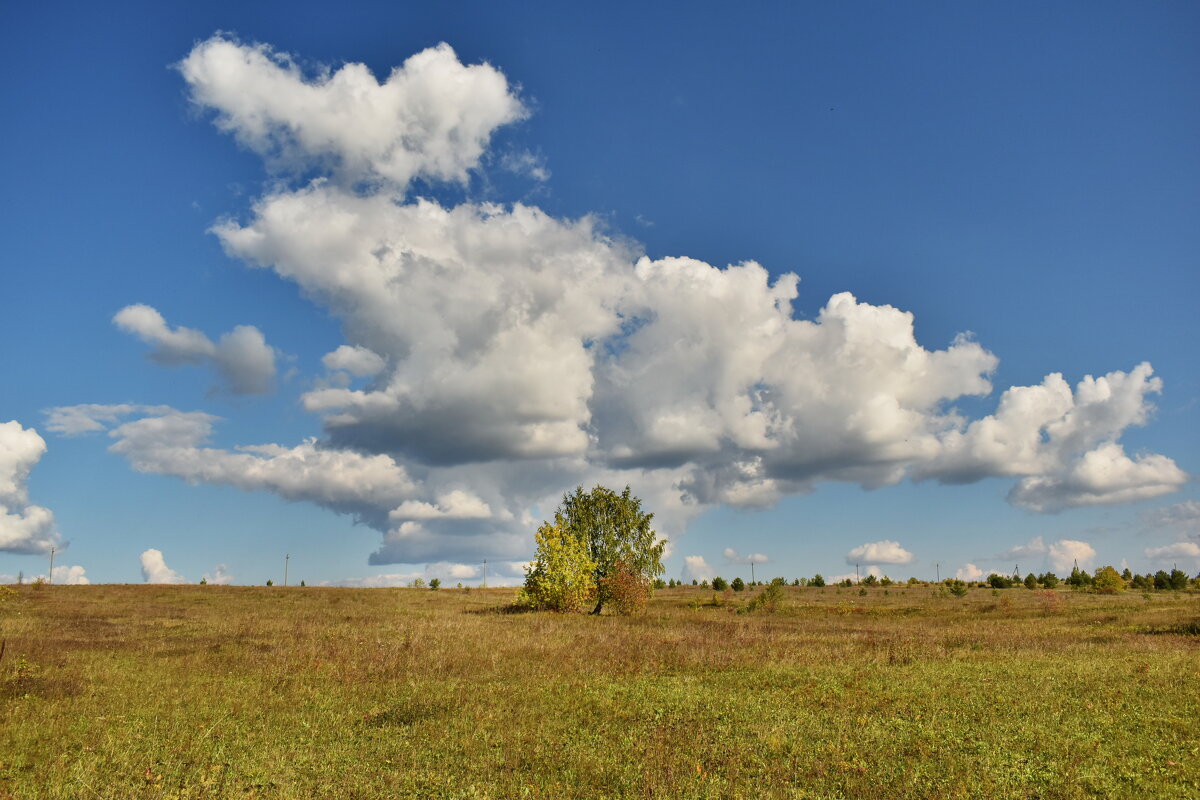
[0,421,60,554]
[846,540,914,565]
[322,345,385,377]
[1144,542,1200,563]
[178,36,526,188]
[919,364,1187,511]
[140,549,185,584]
[1047,540,1096,573]
[681,555,715,582]
[51,565,90,585]
[723,547,768,565]
[43,404,175,436]
[955,563,984,582]
[202,563,234,585]
[114,304,277,395]
[49,38,1188,569]
[999,536,1048,561]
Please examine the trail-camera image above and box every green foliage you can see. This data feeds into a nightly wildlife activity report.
[946,579,969,598]
[300,580,306,587]
[879,575,894,587]
[429,579,441,591]
[987,573,1014,589]
[411,578,426,589]
[554,485,664,614]
[863,574,878,586]
[742,581,784,614]
[1038,572,1059,589]
[711,576,728,591]
[1093,566,1124,594]
[652,578,667,590]
[1023,573,1038,590]
[1066,567,1093,589]
[730,577,745,592]
[199,578,207,585]
[520,521,597,612]
[265,579,273,587]
[810,573,826,587]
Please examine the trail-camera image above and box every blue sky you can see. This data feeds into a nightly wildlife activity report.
[2,1,1197,586]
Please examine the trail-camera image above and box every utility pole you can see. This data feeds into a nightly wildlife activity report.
[935,562,940,582]
[284,554,290,587]
[48,546,56,585]
[750,562,756,585]
[855,563,860,584]
[482,559,488,588]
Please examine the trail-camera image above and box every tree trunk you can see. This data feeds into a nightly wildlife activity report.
[590,599,603,615]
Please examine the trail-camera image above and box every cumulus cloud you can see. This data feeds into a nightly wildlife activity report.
[723,547,768,565]
[955,563,984,582]
[846,540,914,566]
[0,421,61,554]
[919,364,1187,511]
[1047,540,1096,573]
[322,345,385,377]
[999,536,1048,561]
[178,36,526,188]
[49,37,1187,568]
[140,549,185,584]
[202,563,234,585]
[114,304,277,395]
[681,555,715,582]
[1143,542,1200,563]
[52,565,90,585]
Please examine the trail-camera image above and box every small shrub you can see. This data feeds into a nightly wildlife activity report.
[599,561,652,615]
[429,578,441,590]
[742,582,784,614]
[711,577,728,591]
[946,580,968,598]
[265,579,273,587]
[730,577,745,592]
[810,574,826,587]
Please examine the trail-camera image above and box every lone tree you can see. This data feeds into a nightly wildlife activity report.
[525,485,665,615]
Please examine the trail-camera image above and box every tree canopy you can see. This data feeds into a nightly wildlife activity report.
[524,485,665,614]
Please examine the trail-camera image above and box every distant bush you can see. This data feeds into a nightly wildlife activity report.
[1024,573,1038,590]
[862,574,878,586]
[730,577,745,592]
[429,578,441,590]
[265,579,273,587]
[711,576,728,591]
[1039,572,1060,589]
[810,574,826,587]
[946,579,968,598]
[652,578,667,590]
[879,575,893,587]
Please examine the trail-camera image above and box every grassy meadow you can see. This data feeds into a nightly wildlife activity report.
[1,582,1198,799]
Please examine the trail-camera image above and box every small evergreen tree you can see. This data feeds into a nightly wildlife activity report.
[711,576,728,591]
[810,574,826,587]
[730,577,745,592]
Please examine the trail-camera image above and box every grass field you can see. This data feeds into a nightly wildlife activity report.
[2,582,1198,799]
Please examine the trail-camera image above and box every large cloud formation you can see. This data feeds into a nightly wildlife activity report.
[53,36,1188,566]
[0,421,60,554]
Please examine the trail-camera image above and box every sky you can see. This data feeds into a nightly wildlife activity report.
[2,1,1198,587]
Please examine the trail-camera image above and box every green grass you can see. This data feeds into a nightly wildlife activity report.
[2,583,1198,798]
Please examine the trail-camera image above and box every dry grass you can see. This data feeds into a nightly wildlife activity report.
[2,583,1198,798]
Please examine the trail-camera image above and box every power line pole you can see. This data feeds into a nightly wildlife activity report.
[482,559,488,588]
[48,546,56,585]
[855,563,860,584]
[284,554,290,587]
[935,562,940,582]
[750,562,756,585]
